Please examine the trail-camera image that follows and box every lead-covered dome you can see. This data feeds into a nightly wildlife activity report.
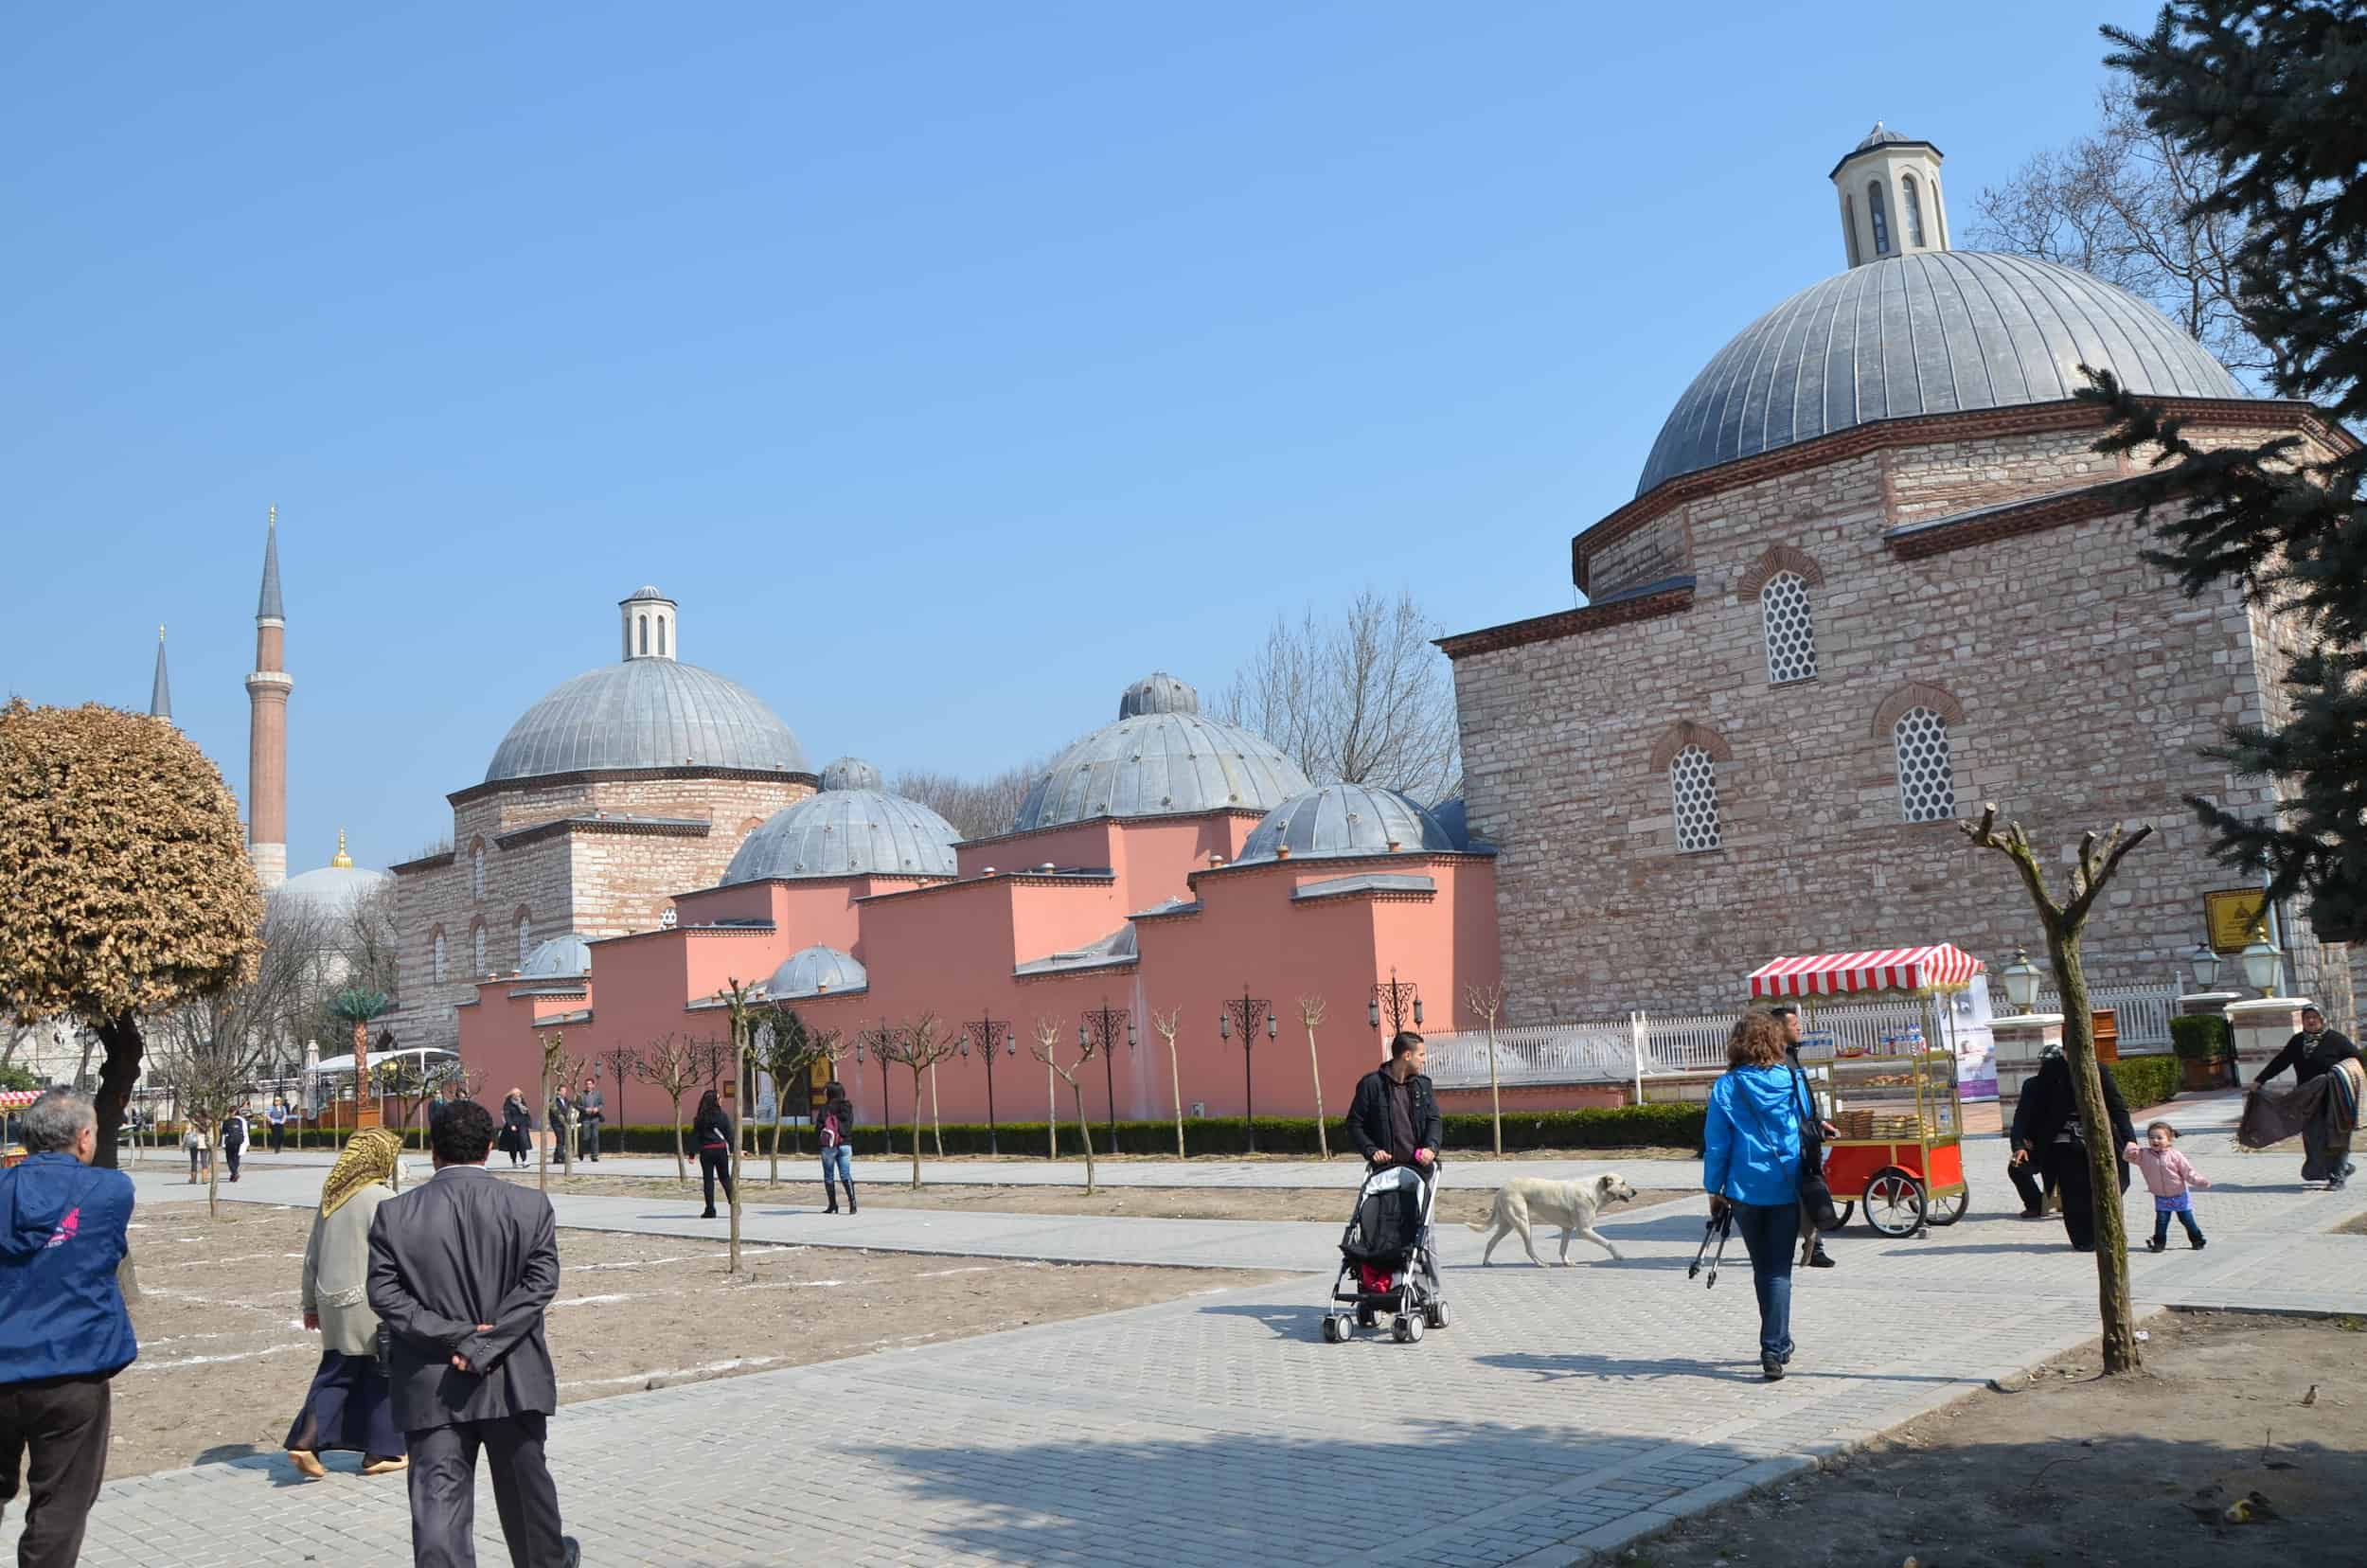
[520,935,593,979]
[271,862,392,922]
[484,659,809,784]
[766,944,867,999]
[1634,251,2248,498]
[1237,783,1458,864]
[722,759,961,882]
[1012,673,1311,833]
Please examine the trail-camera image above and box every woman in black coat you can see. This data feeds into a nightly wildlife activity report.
[693,1089,736,1218]
[499,1090,533,1168]
[2013,1046,2137,1252]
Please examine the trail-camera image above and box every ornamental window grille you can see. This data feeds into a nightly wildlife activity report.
[472,925,488,977]
[1868,181,1891,255]
[1670,744,1721,853]
[1902,175,1926,247]
[1894,706,1958,823]
[471,844,487,900]
[432,932,447,985]
[1761,572,1817,684]
[516,915,531,971]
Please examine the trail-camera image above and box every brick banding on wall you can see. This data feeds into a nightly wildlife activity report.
[1733,543,1826,599]
[1870,681,1966,739]
[1647,720,1735,773]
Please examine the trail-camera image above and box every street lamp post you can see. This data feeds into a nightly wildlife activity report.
[1368,967,1423,1039]
[2000,947,2043,1015]
[962,1012,1013,1155]
[2186,937,2223,993]
[1218,986,1277,1153]
[1080,1000,1133,1146]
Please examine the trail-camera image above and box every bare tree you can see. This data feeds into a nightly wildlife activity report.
[1031,1017,1100,1195]
[889,756,1049,843]
[1963,804,2153,1376]
[537,1031,582,1195]
[1216,587,1461,803]
[596,1042,639,1143]
[871,1015,958,1190]
[1466,983,1507,1157]
[633,1033,700,1181]
[1296,997,1331,1161]
[1150,1008,1185,1159]
[146,1033,263,1220]
[1970,81,2279,384]
[755,1005,827,1183]
[715,979,764,1274]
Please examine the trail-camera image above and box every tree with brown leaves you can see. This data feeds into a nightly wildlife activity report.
[1964,802,2153,1374]
[0,700,263,1168]
[1031,1017,1101,1195]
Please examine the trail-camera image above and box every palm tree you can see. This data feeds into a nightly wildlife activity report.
[329,989,393,1130]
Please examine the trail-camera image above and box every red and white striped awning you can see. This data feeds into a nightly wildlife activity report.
[1748,945,1985,999]
[0,1090,43,1110]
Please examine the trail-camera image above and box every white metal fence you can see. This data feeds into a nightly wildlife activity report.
[1422,1022,1639,1090]
[2032,984,2176,1051]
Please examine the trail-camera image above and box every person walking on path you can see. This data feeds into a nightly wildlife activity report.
[366,1100,579,1568]
[1703,1013,1808,1381]
[2005,1078,2054,1220]
[693,1090,735,1218]
[546,1089,575,1175]
[268,1096,290,1154]
[221,1111,248,1184]
[287,1128,410,1481]
[1771,1007,1836,1270]
[1346,1032,1443,1175]
[2251,1007,2360,1190]
[182,1119,213,1185]
[499,1091,532,1169]
[0,1089,138,1568]
[575,1078,603,1163]
[2014,1045,2137,1253]
[817,1081,856,1215]
[2123,1120,2211,1253]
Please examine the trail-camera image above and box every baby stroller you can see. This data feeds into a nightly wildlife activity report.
[1321,1163,1449,1344]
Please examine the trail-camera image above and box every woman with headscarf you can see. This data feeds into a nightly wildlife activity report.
[285,1127,409,1479]
[2013,1044,2137,1252]
[693,1088,736,1218]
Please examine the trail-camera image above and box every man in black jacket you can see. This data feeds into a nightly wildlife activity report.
[1347,1033,1443,1173]
[369,1099,578,1568]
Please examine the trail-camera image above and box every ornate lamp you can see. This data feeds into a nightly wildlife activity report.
[2187,938,2223,993]
[2000,947,2042,1015]
[2239,919,2285,998]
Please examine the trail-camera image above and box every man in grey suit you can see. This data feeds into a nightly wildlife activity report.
[368,1099,579,1568]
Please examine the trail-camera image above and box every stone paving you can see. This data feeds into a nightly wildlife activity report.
[18,1096,2362,1567]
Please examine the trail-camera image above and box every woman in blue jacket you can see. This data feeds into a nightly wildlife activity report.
[1703,1011,1812,1381]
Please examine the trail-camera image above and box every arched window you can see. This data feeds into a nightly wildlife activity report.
[1843,193,1860,266]
[472,924,488,977]
[1761,572,1817,685]
[637,615,649,655]
[1867,181,1891,255]
[1902,175,1926,247]
[1893,707,1958,823]
[471,842,487,900]
[516,914,532,971]
[656,615,667,657]
[1670,745,1721,853]
[432,930,448,985]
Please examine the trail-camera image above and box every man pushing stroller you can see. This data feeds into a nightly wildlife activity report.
[1324,1032,1450,1345]
[1348,1032,1442,1178]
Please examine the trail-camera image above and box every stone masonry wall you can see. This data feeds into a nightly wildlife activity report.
[1453,420,2355,1030]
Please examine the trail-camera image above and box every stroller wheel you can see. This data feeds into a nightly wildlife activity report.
[1425,1301,1451,1330]
[1321,1314,1345,1344]
[1396,1312,1426,1344]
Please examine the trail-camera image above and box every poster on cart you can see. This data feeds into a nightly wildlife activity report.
[1946,982,1998,1102]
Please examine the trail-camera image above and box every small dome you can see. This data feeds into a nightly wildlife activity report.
[1013,675,1310,833]
[820,757,885,793]
[723,786,961,882]
[766,944,867,999]
[270,861,392,922]
[1236,783,1458,864]
[521,935,593,978]
[626,584,667,600]
[485,659,808,784]
[1429,796,1476,850]
[1634,252,2250,498]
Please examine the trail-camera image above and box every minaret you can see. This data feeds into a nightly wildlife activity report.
[244,506,292,889]
[149,625,172,722]
[1831,122,1949,269]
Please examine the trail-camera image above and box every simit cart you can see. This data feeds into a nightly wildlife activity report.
[1746,945,1983,1238]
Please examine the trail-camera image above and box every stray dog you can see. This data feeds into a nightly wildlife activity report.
[1468,1173,1638,1266]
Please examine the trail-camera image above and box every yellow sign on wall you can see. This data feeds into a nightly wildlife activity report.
[2205,888,2267,953]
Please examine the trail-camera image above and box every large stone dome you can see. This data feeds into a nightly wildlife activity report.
[270,862,392,922]
[484,659,809,784]
[1634,251,2248,498]
[1011,673,1311,833]
[721,760,961,882]
[1236,783,1458,864]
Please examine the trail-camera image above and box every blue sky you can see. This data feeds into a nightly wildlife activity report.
[4,1,2156,868]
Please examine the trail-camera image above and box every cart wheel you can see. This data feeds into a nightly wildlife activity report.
[1321,1314,1345,1344]
[1400,1312,1426,1344]
[1830,1202,1856,1229]
[1426,1301,1451,1330]
[1862,1168,1927,1237]
[1923,1185,1968,1227]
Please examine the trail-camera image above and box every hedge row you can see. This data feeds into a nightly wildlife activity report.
[2169,1014,2234,1060]
[2106,1054,2181,1112]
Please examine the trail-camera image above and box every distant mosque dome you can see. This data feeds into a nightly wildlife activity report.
[1236,783,1458,864]
[766,944,868,1000]
[483,589,810,784]
[270,830,391,921]
[520,935,593,979]
[721,760,960,882]
[1011,673,1310,833]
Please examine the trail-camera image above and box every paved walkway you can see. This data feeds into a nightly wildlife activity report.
[27,1095,2356,1567]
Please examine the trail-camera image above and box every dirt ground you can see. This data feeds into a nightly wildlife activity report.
[1627,1310,2367,1568]
[115,1207,1278,1481]
[489,1167,1690,1226]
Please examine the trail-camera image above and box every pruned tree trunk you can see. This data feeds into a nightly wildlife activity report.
[93,1012,144,1171]
[769,1114,783,1186]
[1046,1060,1058,1160]
[930,1061,943,1158]
[205,1125,221,1220]
[909,1067,926,1190]
[1487,1022,1504,1157]
[1166,1042,1184,1158]
[1305,1025,1328,1161]
[1070,1081,1096,1195]
[670,1096,687,1182]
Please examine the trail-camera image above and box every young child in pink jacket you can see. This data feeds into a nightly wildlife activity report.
[2123,1120,2211,1252]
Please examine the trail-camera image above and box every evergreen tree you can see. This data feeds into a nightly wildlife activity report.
[2086,2,2367,941]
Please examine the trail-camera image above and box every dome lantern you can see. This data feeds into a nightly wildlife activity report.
[1011,674,1310,834]
[1830,121,1949,269]
[620,585,678,663]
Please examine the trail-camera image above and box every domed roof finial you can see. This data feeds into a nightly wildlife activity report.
[820,757,885,793]
[1118,671,1199,719]
[330,828,354,869]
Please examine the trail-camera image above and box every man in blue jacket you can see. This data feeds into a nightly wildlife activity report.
[0,1089,137,1567]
